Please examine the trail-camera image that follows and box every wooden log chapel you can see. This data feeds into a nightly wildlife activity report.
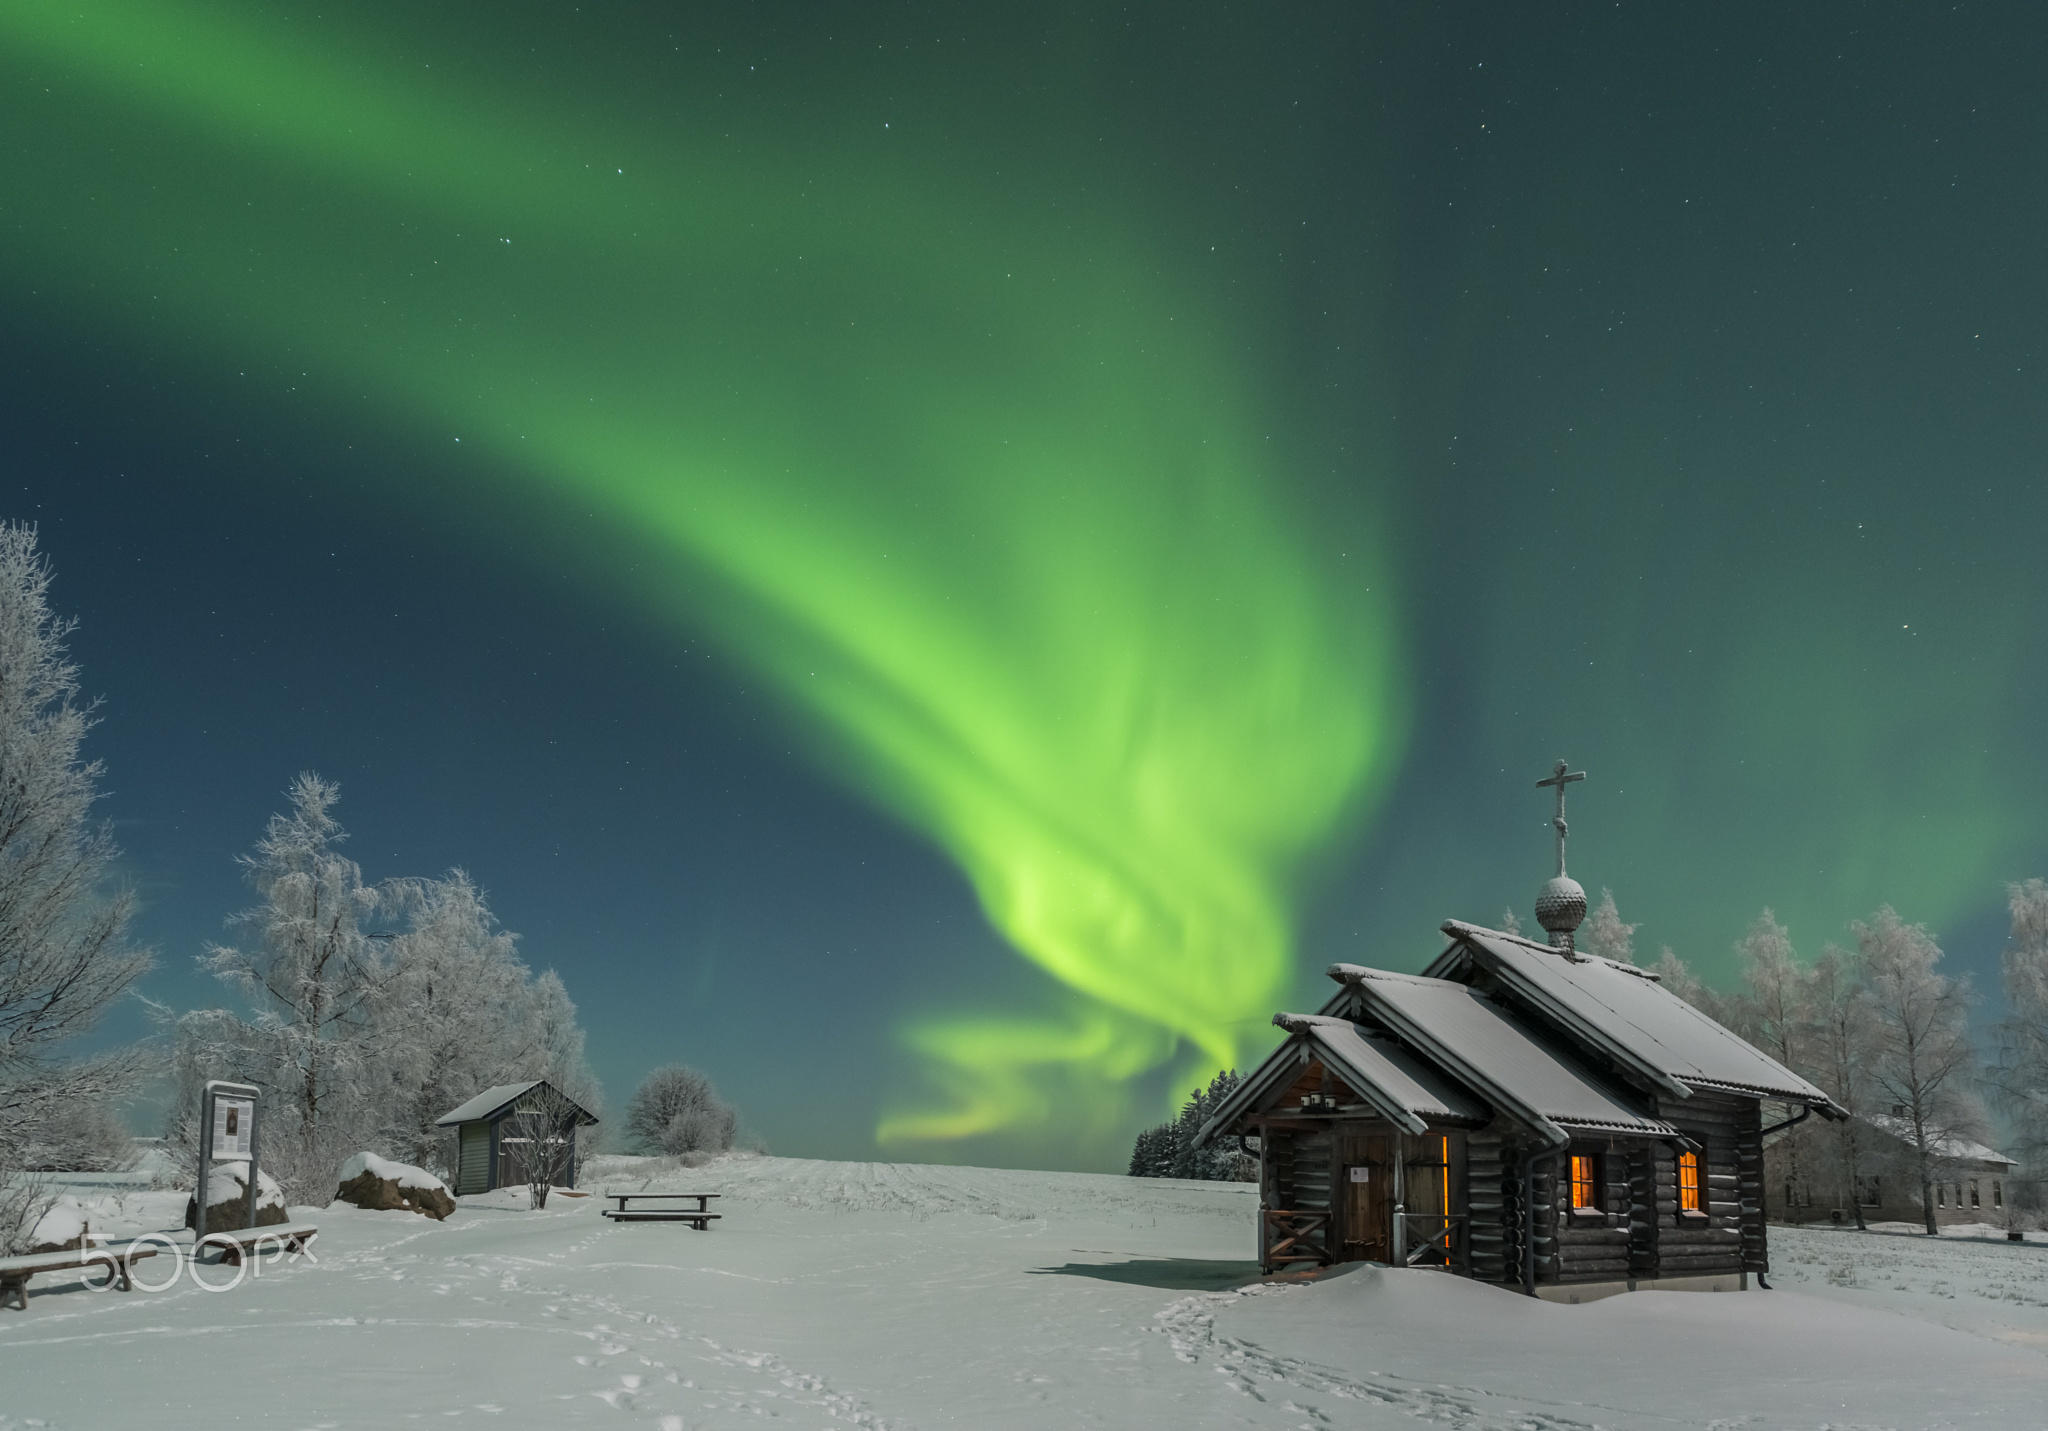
[1195,762,1844,1301]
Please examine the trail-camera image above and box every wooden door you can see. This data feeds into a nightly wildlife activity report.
[1341,1133,1393,1262]
[457,1123,489,1195]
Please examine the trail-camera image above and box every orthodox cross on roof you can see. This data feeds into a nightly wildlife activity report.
[1535,759,1586,878]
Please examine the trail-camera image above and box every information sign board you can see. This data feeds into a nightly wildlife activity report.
[211,1095,254,1160]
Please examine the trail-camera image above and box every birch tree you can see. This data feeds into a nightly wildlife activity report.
[1854,906,1982,1235]
[1807,944,1876,1228]
[1729,910,1815,1200]
[1995,878,2048,1188]
[194,774,399,1193]
[523,969,604,1128]
[375,870,536,1167]
[0,523,152,1210]
[1733,910,1808,1070]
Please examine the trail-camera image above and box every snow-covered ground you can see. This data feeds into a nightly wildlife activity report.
[3,1154,2044,1429]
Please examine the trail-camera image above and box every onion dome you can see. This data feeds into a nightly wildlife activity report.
[1535,874,1587,944]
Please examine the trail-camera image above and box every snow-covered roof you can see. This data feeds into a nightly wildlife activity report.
[1337,968,1676,1144]
[1860,1115,2018,1167]
[1422,921,1843,1112]
[434,1081,599,1128]
[1193,1012,1490,1148]
[435,1081,543,1126]
[1283,1016,1492,1127]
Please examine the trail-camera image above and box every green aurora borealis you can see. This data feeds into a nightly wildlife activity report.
[6,4,2046,1164]
[1,2,1402,1145]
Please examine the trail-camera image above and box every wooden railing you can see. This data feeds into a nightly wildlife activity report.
[1261,1208,1332,1269]
[1395,1212,1465,1267]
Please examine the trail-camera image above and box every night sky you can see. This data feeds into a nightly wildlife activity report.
[4,4,2043,1169]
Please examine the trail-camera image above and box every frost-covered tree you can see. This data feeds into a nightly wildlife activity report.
[1497,907,1523,937]
[625,1064,736,1157]
[181,782,605,1193]
[18,1096,135,1173]
[186,774,401,1195]
[0,523,152,1215]
[1995,878,2048,1182]
[375,870,540,1168]
[1728,910,1817,1199]
[1854,906,1983,1235]
[1579,889,1638,964]
[1732,910,1809,1068]
[521,969,603,1140]
[1807,943,1878,1229]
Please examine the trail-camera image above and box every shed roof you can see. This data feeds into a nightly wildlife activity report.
[1335,968,1677,1144]
[1424,921,1843,1111]
[434,1080,599,1127]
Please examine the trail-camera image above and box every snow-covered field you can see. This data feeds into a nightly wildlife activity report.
[3,1154,2044,1429]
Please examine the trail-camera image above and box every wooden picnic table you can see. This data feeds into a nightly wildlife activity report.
[600,1192,721,1228]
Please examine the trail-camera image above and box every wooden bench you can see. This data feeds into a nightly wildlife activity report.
[600,1192,721,1229]
[199,1223,319,1266]
[0,1242,160,1310]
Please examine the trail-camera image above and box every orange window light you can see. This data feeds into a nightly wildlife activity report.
[1678,1150,1701,1212]
[1569,1154,1596,1210]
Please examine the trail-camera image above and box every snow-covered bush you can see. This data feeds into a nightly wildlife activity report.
[0,1180,57,1257]
[625,1065,738,1156]
[18,1097,137,1173]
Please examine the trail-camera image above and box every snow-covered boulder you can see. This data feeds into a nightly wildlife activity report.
[28,1196,89,1254]
[185,1161,288,1236]
[333,1152,456,1220]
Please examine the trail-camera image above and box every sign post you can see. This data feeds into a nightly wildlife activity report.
[195,1080,263,1237]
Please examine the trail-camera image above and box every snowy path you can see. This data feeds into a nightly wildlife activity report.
[1,1157,2044,1429]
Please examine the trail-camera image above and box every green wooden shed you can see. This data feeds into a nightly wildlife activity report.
[435,1080,600,1195]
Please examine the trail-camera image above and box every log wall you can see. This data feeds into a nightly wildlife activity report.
[1465,1130,1510,1284]
[1650,1091,1753,1279]
[1626,1145,1659,1280]
[1552,1144,1634,1283]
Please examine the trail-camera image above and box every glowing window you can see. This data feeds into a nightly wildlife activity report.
[1677,1151,1701,1213]
[1569,1154,1596,1210]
